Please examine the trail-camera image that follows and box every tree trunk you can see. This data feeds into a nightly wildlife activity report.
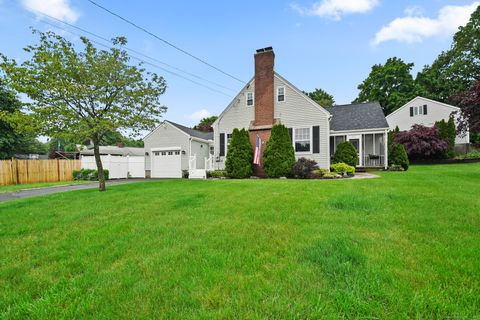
[92,138,106,192]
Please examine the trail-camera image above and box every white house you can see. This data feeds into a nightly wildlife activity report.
[386,96,469,145]
[212,47,389,176]
[143,120,213,179]
[143,47,390,178]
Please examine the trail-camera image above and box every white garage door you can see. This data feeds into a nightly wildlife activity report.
[151,149,182,178]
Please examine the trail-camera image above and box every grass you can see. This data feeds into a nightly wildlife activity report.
[0,181,90,194]
[0,164,479,319]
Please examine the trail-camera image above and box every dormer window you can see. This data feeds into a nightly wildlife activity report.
[277,87,285,102]
[246,92,254,106]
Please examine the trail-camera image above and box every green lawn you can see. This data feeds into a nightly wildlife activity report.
[1,164,479,319]
[0,180,89,194]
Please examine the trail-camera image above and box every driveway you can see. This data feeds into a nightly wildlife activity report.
[0,179,149,203]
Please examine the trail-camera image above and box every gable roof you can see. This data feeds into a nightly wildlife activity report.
[166,120,213,140]
[386,96,460,119]
[328,102,389,131]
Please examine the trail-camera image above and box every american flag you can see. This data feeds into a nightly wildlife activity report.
[253,135,261,165]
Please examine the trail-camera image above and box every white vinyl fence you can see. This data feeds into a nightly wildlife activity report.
[81,155,145,179]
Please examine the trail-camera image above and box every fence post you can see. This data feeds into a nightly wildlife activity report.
[15,159,19,185]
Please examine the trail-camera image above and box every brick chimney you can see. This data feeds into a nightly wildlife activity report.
[249,47,275,177]
[253,47,275,126]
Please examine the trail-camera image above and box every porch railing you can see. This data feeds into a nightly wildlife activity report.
[205,155,214,171]
[363,155,385,167]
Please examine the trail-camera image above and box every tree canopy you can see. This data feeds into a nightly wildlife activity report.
[416,5,480,103]
[452,80,480,139]
[354,57,418,115]
[193,115,218,132]
[1,31,167,190]
[304,88,335,107]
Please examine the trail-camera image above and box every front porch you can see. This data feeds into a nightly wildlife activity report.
[330,131,388,168]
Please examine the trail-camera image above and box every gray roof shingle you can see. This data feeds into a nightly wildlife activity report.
[328,102,389,131]
[167,120,214,140]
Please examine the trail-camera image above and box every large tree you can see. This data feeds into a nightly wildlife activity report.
[1,31,166,191]
[416,5,480,103]
[193,115,218,132]
[452,80,480,140]
[0,79,46,158]
[303,88,335,107]
[354,57,418,115]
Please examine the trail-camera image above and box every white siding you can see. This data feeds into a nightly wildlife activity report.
[386,97,469,144]
[213,73,331,169]
[191,139,210,169]
[144,123,190,171]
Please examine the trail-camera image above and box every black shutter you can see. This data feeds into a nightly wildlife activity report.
[313,126,320,154]
[410,107,414,117]
[288,128,293,143]
[219,133,225,156]
[423,104,427,115]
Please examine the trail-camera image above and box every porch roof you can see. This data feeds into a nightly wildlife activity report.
[329,102,389,131]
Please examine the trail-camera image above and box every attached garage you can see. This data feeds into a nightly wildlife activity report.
[151,148,182,178]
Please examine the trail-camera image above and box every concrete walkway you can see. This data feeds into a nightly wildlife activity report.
[0,179,149,203]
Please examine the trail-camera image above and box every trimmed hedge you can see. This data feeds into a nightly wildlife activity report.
[332,141,358,168]
[330,162,355,176]
[207,170,227,178]
[225,128,253,178]
[389,143,409,171]
[262,124,295,178]
[73,168,109,181]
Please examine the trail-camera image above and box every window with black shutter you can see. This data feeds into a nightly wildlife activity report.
[219,133,225,156]
[313,126,320,154]
[423,104,427,115]
[288,128,293,143]
[410,107,414,117]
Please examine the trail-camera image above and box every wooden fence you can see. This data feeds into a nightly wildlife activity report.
[0,159,81,186]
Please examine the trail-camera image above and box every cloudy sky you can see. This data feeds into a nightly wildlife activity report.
[0,0,478,130]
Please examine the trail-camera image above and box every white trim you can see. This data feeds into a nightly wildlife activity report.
[386,96,460,120]
[150,146,181,152]
[293,127,312,154]
[330,128,389,135]
[277,86,286,103]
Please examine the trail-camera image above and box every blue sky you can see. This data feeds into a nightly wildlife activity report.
[0,0,479,133]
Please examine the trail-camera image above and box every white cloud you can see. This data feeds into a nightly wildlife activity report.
[292,0,379,20]
[187,109,211,121]
[373,2,479,46]
[21,0,80,23]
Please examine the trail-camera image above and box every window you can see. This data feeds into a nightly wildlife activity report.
[227,133,233,146]
[246,92,254,106]
[411,105,427,116]
[174,151,180,155]
[294,128,311,152]
[329,135,346,157]
[168,151,173,155]
[161,151,166,156]
[277,87,285,102]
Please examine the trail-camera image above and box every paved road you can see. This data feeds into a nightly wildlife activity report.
[0,179,149,203]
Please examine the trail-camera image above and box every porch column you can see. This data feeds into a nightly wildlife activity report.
[384,131,388,169]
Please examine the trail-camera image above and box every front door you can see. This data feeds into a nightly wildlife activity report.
[347,135,362,166]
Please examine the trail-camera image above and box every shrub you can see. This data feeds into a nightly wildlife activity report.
[207,170,227,178]
[293,157,318,179]
[332,141,358,167]
[311,168,329,179]
[182,170,189,179]
[394,125,448,160]
[262,124,295,178]
[454,150,480,160]
[389,143,409,171]
[73,168,109,181]
[225,128,253,178]
[388,164,404,171]
[330,162,355,176]
[388,126,400,154]
[435,117,456,158]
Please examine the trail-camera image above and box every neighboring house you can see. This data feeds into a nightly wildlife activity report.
[386,96,470,145]
[80,146,144,157]
[143,120,213,178]
[212,47,389,174]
